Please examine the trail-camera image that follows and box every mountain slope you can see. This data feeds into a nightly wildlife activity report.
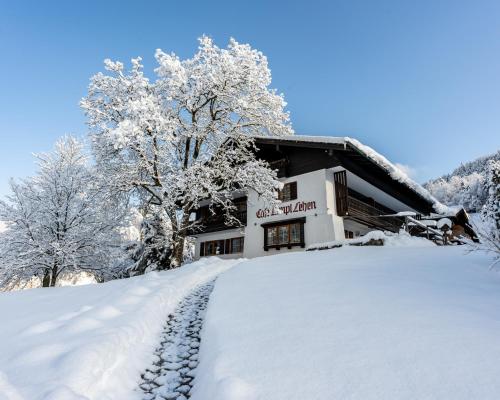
[425,150,500,211]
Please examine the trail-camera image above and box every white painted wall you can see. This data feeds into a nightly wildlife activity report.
[193,167,420,260]
[244,169,342,258]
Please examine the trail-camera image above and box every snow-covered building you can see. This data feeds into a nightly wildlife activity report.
[191,135,445,259]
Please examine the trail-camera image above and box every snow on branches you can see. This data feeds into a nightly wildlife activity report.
[425,173,487,212]
[482,160,500,236]
[478,160,500,262]
[0,137,126,289]
[81,36,293,267]
[467,160,500,266]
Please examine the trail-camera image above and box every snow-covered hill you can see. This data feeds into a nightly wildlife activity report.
[193,246,500,400]
[0,244,499,400]
[0,258,239,400]
[424,149,500,211]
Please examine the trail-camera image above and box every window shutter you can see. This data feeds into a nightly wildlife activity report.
[225,239,231,254]
[300,222,305,247]
[290,181,298,200]
[200,242,205,257]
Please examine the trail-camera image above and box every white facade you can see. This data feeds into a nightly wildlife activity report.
[244,169,344,258]
[192,166,421,260]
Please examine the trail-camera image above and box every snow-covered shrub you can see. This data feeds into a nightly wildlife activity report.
[81,36,293,268]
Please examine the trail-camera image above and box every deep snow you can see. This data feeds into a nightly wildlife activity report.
[0,257,240,400]
[192,245,500,400]
[2,243,499,400]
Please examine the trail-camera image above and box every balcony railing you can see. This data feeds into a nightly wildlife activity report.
[193,210,247,234]
[344,196,403,232]
[334,170,405,233]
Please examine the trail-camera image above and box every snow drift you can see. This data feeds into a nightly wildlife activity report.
[306,230,435,250]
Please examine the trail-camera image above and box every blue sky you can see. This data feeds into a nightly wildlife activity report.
[1,0,499,196]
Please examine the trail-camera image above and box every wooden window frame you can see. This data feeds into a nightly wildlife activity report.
[278,181,298,202]
[200,237,245,257]
[231,237,244,253]
[262,217,306,251]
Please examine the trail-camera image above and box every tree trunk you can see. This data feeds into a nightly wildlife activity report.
[49,264,58,287]
[170,233,186,269]
[169,211,191,269]
[41,269,51,287]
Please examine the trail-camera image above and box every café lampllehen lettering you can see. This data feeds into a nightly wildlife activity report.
[256,200,317,219]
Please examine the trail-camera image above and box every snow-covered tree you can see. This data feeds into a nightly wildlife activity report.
[477,160,500,262]
[425,150,500,212]
[81,36,293,268]
[425,173,487,212]
[0,136,126,289]
[126,207,172,276]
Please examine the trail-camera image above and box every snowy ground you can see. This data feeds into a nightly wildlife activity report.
[2,243,500,400]
[192,245,500,400]
[0,257,240,400]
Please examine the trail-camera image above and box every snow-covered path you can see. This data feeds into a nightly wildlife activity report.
[139,280,215,400]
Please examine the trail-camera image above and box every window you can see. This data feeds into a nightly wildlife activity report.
[262,218,305,251]
[278,181,297,202]
[234,200,247,223]
[200,237,244,257]
[202,240,225,256]
[231,237,244,253]
[344,230,354,239]
[290,223,301,243]
[267,226,279,246]
[279,225,289,244]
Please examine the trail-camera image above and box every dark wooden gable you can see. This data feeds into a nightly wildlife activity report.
[254,140,344,178]
[253,137,434,215]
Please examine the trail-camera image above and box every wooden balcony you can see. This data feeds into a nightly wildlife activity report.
[191,209,247,235]
[334,170,402,232]
[345,196,402,232]
[189,196,248,235]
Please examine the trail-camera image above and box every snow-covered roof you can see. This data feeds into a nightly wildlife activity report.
[253,134,449,214]
[253,134,348,146]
